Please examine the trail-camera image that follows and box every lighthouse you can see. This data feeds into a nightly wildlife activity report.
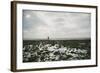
[47,36,50,40]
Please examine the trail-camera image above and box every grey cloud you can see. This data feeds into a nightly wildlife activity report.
[23,10,91,40]
[23,10,47,30]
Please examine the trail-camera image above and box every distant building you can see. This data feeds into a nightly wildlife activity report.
[48,36,50,40]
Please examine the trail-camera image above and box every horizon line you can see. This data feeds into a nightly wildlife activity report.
[23,38,91,40]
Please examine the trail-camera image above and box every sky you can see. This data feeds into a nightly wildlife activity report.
[22,10,91,40]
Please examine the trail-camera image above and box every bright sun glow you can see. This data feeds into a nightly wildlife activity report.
[25,14,31,18]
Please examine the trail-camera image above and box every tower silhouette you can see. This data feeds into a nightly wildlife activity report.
[47,36,50,40]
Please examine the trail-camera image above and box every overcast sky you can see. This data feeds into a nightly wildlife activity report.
[23,10,91,40]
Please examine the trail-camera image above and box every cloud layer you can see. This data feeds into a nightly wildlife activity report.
[23,10,91,40]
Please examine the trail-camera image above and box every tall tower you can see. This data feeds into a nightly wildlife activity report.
[48,36,50,40]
